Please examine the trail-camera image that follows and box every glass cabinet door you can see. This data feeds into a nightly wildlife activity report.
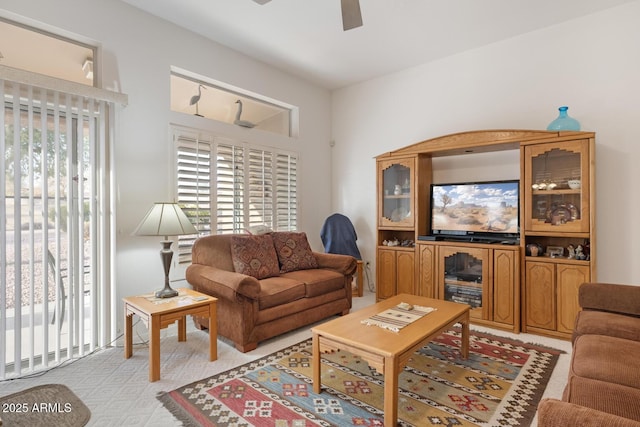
[524,140,590,233]
[378,158,414,228]
[438,246,489,320]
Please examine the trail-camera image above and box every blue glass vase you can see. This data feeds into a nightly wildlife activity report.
[547,106,580,131]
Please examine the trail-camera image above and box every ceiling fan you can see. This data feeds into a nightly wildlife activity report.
[252,0,363,31]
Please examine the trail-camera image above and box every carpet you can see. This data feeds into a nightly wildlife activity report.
[0,384,90,427]
[158,329,563,427]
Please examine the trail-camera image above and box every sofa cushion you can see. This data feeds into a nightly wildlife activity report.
[258,276,306,310]
[282,269,345,298]
[230,234,280,280]
[191,233,235,272]
[571,334,640,390]
[271,231,318,273]
[579,283,640,317]
[538,399,640,427]
[573,310,640,343]
[563,375,640,422]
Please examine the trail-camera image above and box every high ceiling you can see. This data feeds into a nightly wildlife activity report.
[121,0,633,90]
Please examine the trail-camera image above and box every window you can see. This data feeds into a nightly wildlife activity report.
[0,74,121,379]
[0,19,125,379]
[0,18,96,86]
[170,71,295,137]
[174,127,298,263]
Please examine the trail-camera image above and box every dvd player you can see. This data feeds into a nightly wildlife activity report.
[418,235,519,245]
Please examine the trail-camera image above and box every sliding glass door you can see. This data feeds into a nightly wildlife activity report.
[1,79,111,379]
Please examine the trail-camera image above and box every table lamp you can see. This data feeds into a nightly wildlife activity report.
[134,202,198,298]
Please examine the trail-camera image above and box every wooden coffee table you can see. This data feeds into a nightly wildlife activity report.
[124,288,217,382]
[311,293,470,427]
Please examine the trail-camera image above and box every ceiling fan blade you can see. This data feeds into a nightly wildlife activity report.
[252,0,271,4]
[341,0,363,31]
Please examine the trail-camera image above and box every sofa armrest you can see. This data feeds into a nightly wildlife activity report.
[186,264,260,300]
[313,252,357,276]
[538,399,640,427]
[579,283,640,316]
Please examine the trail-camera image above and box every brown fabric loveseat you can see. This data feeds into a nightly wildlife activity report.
[186,232,356,352]
[537,282,640,427]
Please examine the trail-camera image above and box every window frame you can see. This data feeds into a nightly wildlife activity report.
[170,70,297,138]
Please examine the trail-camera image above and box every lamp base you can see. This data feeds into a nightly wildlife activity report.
[155,240,179,298]
[155,286,179,299]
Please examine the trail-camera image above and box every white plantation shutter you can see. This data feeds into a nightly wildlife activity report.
[173,127,297,263]
[215,142,245,234]
[275,152,298,231]
[175,133,211,264]
[247,148,273,230]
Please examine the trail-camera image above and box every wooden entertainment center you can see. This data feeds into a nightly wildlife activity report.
[376,130,595,339]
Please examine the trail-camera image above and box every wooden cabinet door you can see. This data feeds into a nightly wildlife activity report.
[396,250,415,295]
[417,244,436,298]
[524,139,590,233]
[556,264,590,334]
[376,248,397,300]
[524,261,556,330]
[493,249,517,327]
[438,246,489,320]
[378,157,415,228]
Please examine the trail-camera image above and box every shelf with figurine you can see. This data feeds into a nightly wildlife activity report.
[381,237,415,248]
[525,239,591,263]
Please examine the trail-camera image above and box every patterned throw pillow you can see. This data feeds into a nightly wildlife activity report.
[230,234,280,279]
[271,232,318,273]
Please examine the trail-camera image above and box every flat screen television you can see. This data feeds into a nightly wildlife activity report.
[428,180,520,243]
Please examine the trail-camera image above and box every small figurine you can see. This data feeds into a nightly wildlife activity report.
[567,244,575,259]
[384,238,400,246]
[575,245,586,260]
[583,240,591,260]
[527,243,542,257]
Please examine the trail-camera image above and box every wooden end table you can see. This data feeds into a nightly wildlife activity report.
[311,293,470,427]
[123,288,217,382]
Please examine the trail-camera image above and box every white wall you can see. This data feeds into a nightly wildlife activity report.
[1,0,333,330]
[331,1,640,285]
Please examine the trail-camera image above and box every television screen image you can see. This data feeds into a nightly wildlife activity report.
[430,180,519,239]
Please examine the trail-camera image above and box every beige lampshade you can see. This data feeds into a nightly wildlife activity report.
[134,202,197,239]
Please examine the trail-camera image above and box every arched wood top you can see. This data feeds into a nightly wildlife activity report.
[376,129,595,159]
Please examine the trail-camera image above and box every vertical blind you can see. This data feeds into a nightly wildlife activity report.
[174,127,298,263]
[0,70,121,379]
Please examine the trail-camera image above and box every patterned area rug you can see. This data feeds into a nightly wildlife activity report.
[158,329,562,426]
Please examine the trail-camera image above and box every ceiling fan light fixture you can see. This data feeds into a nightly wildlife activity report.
[341,0,363,31]
[252,0,362,31]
